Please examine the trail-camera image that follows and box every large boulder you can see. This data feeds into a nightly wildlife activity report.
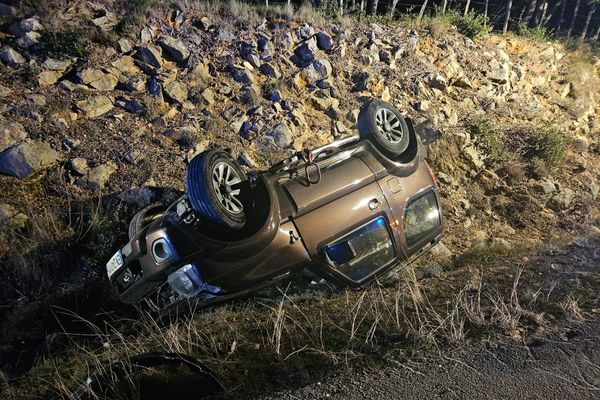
[76,95,114,118]
[136,44,164,69]
[157,36,190,63]
[303,59,332,82]
[294,38,318,66]
[316,31,334,50]
[0,142,60,178]
[163,81,188,104]
[1,120,27,152]
[487,59,510,84]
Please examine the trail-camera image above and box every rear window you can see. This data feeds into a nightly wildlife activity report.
[404,189,441,247]
[323,217,395,282]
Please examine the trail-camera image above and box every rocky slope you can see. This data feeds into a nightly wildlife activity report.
[0,0,599,396]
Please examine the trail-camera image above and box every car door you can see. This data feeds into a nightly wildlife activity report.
[290,179,398,287]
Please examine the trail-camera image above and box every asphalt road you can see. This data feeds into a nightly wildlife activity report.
[258,317,600,400]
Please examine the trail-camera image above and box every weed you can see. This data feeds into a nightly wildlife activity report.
[469,117,509,166]
[40,28,90,60]
[453,11,490,40]
[525,125,569,168]
[518,24,553,42]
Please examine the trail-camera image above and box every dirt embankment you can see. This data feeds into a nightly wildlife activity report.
[0,1,599,398]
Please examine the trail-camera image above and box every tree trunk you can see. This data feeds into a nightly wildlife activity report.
[484,0,489,24]
[442,0,448,15]
[464,0,471,17]
[417,0,429,22]
[567,0,582,37]
[371,0,379,15]
[524,0,538,26]
[389,0,400,17]
[504,0,513,34]
[581,3,597,40]
[360,0,365,14]
[543,0,563,26]
[535,1,548,27]
[594,24,600,40]
[556,0,567,31]
[339,0,344,15]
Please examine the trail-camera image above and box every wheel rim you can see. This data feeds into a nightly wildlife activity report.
[211,161,243,215]
[375,107,404,144]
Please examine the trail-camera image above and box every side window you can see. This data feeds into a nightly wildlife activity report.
[404,189,441,247]
[323,217,395,282]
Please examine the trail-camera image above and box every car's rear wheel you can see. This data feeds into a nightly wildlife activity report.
[186,150,247,229]
[129,204,166,240]
[358,99,411,158]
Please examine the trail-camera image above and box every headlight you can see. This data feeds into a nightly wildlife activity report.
[167,264,204,298]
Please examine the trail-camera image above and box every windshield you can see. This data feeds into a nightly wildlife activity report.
[404,189,441,247]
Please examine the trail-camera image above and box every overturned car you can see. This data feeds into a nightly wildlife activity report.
[106,100,443,314]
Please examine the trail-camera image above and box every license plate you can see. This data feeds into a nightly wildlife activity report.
[106,250,124,279]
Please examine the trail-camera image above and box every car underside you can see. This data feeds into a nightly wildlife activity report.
[106,100,443,315]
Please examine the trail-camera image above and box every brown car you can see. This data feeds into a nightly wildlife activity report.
[106,99,443,314]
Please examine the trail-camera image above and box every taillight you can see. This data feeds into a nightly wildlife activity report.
[423,159,437,188]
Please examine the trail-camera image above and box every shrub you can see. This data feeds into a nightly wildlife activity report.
[40,28,89,60]
[453,11,490,39]
[469,117,509,166]
[518,24,553,42]
[526,125,569,168]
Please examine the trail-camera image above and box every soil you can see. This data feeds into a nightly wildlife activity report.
[258,316,600,400]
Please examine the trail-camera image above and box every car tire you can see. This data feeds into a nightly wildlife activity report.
[358,99,411,158]
[186,150,247,229]
[128,204,166,240]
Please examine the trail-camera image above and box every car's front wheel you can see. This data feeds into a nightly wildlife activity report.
[358,99,411,158]
[186,150,247,229]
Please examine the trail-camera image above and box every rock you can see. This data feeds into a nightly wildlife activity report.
[259,63,280,78]
[413,100,430,111]
[534,180,558,196]
[232,69,255,85]
[124,149,144,164]
[316,31,334,50]
[196,16,211,31]
[549,188,575,210]
[0,202,28,229]
[8,17,42,36]
[352,71,371,92]
[90,73,118,91]
[571,136,589,153]
[242,51,261,69]
[15,31,40,49]
[265,122,292,148]
[118,186,156,207]
[140,27,154,43]
[0,141,60,178]
[303,59,332,82]
[270,90,282,103]
[0,3,17,17]
[274,32,294,50]
[117,38,132,53]
[116,97,145,114]
[0,120,27,152]
[463,145,484,169]
[490,238,512,250]
[42,58,73,71]
[163,81,188,104]
[430,241,452,259]
[294,38,319,65]
[425,73,447,90]
[123,76,146,92]
[487,59,510,84]
[59,80,89,92]
[70,158,89,175]
[0,47,25,67]
[136,44,163,69]
[239,152,258,168]
[296,24,315,41]
[25,94,45,106]
[200,88,215,105]
[157,36,190,63]
[76,95,114,118]
[111,56,141,77]
[80,162,117,190]
[419,262,443,278]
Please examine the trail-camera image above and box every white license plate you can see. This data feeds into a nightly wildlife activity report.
[106,250,124,279]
